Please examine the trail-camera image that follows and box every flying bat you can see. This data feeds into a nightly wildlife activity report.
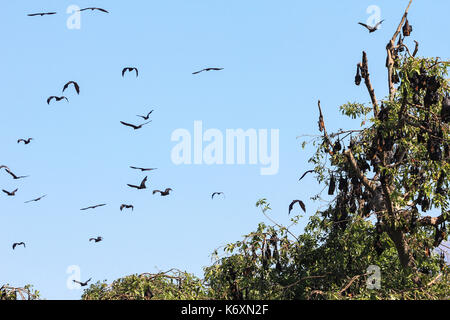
[80,204,106,211]
[62,81,80,95]
[130,166,157,172]
[299,170,314,181]
[89,237,103,243]
[79,7,109,13]
[47,96,68,105]
[25,195,47,204]
[211,192,225,199]
[120,204,134,211]
[4,168,29,180]
[120,121,151,130]
[127,176,148,190]
[358,20,385,33]
[12,242,26,250]
[122,67,138,77]
[153,188,173,196]
[136,110,154,120]
[73,278,92,287]
[289,200,306,214]
[2,189,18,196]
[28,12,57,17]
[192,68,224,75]
[17,138,33,145]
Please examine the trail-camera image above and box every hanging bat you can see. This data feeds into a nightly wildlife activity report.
[211,192,225,199]
[122,67,138,77]
[153,188,172,196]
[127,176,148,190]
[120,121,151,130]
[17,138,33,145]
[25,195,47,204]
[2,189,18,196]
[47,96,68,105]
[130,166,157,172]
[120,204,134,211]
[89,237,103,243]
[355,64,362,86]
[12,242,26,250]
[136,110,154,120]
[28,12,57,17]
[73,278,92,287]
[62,81,80,95]
[192,68,223,75]
[80,204,106,211]
[289,200,306,214]
[358,20,385,33]
[402,18,412,37]
[4,168,29,180]
[79,7,109,13]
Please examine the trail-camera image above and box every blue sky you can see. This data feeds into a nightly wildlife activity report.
[0,1,449,299]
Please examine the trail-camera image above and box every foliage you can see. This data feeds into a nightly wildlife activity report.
[81,269,208,300]
[0,285,40,300]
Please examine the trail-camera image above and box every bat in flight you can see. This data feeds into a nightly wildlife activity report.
[2,189,18,196]
[89,237,103,243]
[17,138,33,145]
[120,204,134,211]
[73,278,92,287]
[153,188,173,196]
[130,166,157,172]
[192,67,223,75]
[12,242,26,250]
[120,121,151,130]
[4,168,29,180]
[80,204,107,211]
[127,176,148,190]
[28,12,57,17]
[25,195,47,204]
[79,7,109,13]
[47,96,69,105]
[211,192,225,199]
[289,200,306,214]
[299,170,314,181]
[358,20,385,33]
[136,110,154,120]
[62,81,80,95]
[122,67,138,77]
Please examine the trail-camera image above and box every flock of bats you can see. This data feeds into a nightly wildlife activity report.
[7,8,393,288]
[3,6,229,288]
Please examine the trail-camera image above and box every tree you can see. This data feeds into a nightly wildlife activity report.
[0,285,40,300]
[81,269,208,300]
[204,0,450,299]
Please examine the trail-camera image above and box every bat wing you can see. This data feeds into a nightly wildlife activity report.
[120,121,138,129]
[358,22,370,30]
[375,19,385,29]
[299,201,306,213]
[139,176,148,188]
[299,170,314,181]
[5,169,18,179]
